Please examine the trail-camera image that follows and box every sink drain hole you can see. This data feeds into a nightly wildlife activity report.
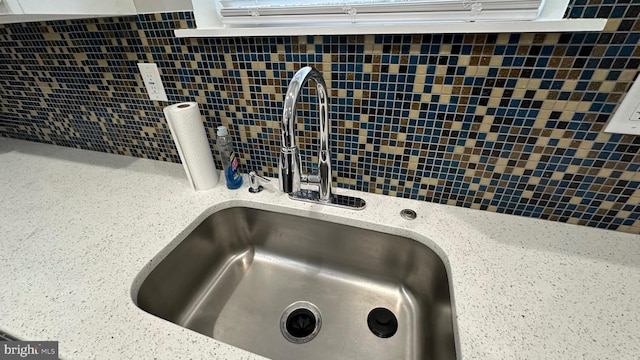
[286,308,316,338]
[367,307,398,338]
[281,301,322,344]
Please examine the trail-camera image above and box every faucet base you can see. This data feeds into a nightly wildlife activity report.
[289,189,366,210]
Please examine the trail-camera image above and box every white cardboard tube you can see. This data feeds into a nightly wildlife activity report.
[163,102,219,190]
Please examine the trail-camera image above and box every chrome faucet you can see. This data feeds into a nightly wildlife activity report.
[278,66,365,210]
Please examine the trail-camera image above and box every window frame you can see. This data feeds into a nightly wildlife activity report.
[176,0,606,37]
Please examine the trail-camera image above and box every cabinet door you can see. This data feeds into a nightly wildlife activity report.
[17,0,137,15]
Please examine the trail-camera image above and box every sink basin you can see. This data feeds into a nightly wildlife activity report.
[134,207,457,359]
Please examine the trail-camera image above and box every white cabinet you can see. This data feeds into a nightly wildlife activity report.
[0,0,192,24]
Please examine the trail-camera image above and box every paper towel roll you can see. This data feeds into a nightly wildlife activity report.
[163,102,219,191]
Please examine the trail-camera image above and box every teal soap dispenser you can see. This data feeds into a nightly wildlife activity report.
[216,126,243,189]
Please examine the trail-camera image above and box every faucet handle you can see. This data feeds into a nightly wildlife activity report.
[249,171,270,193]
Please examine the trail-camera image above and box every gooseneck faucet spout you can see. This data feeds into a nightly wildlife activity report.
[278,66,366,210]
[278,66,332,201]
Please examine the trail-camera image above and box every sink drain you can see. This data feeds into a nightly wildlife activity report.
[281,301,322,344]
[367,307,398,338]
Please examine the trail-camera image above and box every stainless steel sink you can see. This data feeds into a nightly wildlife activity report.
[135,207,457,360]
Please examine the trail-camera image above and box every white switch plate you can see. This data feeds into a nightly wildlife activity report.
[137,63,168,102]
[604,73,640,135]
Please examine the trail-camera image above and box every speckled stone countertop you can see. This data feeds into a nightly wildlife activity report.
[1,137,639,360]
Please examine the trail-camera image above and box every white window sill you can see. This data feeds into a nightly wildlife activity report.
[174,18,606,37]
[180,0,606,38]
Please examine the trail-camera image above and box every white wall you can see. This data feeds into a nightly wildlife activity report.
[133,0,193,14]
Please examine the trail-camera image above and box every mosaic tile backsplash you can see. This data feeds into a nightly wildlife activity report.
[0,1,639,234]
